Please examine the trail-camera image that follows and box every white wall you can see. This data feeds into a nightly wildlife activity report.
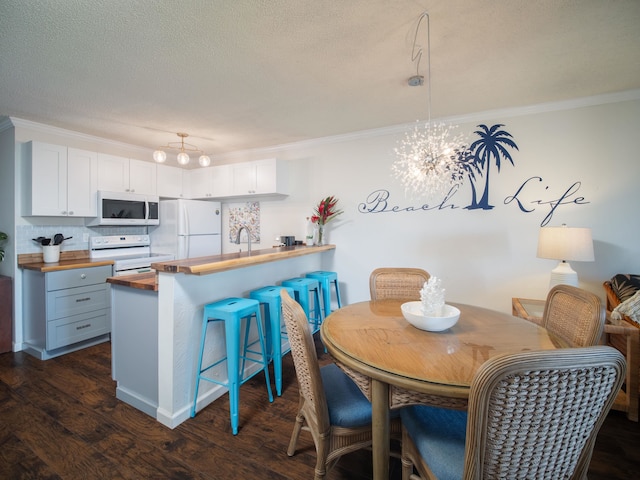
[216,95,640,313]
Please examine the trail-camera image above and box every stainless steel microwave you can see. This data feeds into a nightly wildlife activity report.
[86,191,160,226]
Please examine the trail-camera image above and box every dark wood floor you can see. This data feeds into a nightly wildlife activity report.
[0,336,638,479]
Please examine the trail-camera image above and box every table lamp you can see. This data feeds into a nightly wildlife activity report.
[536,225,594,289]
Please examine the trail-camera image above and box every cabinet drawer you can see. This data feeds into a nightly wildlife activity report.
[46,309,111,350]
[46,265,112,291]
[46,283,110,320]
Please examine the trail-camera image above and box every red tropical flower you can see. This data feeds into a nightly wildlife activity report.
[311,196,343,226]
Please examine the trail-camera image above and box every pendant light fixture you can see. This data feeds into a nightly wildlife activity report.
[392,12,466,200]
[153,132,211,167]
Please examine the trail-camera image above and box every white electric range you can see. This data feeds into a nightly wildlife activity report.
[89,235,174,276]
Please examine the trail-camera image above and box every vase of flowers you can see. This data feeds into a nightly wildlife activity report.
[310,196,343,246]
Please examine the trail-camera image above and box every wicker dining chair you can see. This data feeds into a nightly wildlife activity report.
[400,345,626,480]
[542,284,606,347]
[280,289,400,479]
[369,267,430,301]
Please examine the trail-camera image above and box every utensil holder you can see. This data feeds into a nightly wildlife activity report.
[42,245,60,263]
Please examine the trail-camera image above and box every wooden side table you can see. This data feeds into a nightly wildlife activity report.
[512,297,639,421]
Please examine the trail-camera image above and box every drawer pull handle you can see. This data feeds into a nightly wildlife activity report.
[76,323,91,330]
[80,274,87,279]
[75,297,91,303]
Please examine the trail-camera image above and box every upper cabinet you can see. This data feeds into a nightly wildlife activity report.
[231,158,287,197]
[188,159,287,200]
[157,164,186,198]
[187,164,233,199]
[97,154,157,196]
[24,141,98,217]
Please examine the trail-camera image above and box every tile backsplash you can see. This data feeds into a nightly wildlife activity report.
[17,225,147,255]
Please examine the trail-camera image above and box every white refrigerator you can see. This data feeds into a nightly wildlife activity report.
[150,199,222,259]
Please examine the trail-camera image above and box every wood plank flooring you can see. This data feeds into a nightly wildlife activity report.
[0,336,638,479]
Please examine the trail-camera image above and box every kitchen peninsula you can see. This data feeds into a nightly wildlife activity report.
[108,244,336,428]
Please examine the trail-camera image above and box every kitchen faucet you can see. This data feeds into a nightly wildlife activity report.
[235,224,252,254]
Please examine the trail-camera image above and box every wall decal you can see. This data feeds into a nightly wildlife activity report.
[464,124,518,210]
[359,123,590,226]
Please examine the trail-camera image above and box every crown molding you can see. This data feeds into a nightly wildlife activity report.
[1,116,151,154]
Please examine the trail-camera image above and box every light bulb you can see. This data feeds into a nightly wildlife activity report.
[153,150,167,163]
[177,151,190,165]
[198,155,211,167]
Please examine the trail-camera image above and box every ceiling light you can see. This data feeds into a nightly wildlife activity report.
[393,12,466,200]
[153,132,211,167]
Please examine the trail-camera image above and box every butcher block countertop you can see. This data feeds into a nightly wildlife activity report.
[107,273,158,291]
[153,244,335,276]
[18,251,114,273]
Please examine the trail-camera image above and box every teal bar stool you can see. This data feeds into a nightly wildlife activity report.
[305,271,343,318]
[249,285,295,396]
[191,297,274,435]
[281,277,323,333]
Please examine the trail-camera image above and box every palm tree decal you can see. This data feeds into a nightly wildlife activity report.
[465,124,519,210]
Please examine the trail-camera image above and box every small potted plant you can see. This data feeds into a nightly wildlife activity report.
[0,231,7,262]
[310,196,343,245]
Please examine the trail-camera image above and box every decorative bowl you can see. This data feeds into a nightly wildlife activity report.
[401,302,460,332]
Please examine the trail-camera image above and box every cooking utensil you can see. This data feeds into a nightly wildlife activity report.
[32,236,46,244]
[41,238,51,246]
[53,233,64,245]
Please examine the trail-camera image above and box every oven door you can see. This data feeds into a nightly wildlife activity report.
[114,266,155,277]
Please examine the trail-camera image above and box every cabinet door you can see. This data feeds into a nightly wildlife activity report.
[188,167,215,198]
[67,148,98,216]
[97,153,130,192]
[28,142,68,216]
[232,163,257,195]
[156,164,184,198]
[129,159,157,195]
[211,164,233,197]
[254,159,278,194]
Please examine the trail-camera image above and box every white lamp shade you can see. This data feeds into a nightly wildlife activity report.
[536,226,594,262]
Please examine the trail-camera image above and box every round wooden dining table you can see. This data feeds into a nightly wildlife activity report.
[320,299,566,480]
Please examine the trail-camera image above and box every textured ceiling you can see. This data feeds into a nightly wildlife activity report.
[1,0,639,166]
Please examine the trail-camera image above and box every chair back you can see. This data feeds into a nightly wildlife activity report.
[369,267,430,301]
[463,346,625,480]
[542,284,605,347]
[280,289,331,434]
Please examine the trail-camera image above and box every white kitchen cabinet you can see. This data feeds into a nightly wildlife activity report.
[187,166,216,198]
[230,158,287,197]
[24,141,98,217]
[97,154,157,195]
[188,164,234,199]
[157,164,186,198]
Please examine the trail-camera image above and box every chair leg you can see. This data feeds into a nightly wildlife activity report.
[254,311,274,403]
[287,410,305,456]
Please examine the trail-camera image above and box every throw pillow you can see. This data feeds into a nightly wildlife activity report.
[610,274,640,303]
[612,289,640,325]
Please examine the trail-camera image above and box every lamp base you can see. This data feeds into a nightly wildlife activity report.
[549,261,578,289]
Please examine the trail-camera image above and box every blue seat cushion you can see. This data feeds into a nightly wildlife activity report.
[320,364,372,428]
[400,405,468,480]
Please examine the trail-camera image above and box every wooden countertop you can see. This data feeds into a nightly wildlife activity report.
[107,273,158,291]
[18,250,114,273]
[152,244,335,276]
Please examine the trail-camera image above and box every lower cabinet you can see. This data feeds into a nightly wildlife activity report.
[22,265,112,360]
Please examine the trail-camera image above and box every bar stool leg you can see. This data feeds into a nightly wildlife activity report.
[225,317,241,435]
[191,315,210,417]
